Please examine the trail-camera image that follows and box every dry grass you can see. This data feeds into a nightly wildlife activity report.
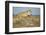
[13,15,40,28]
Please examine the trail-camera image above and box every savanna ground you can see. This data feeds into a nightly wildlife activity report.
[13,15,40,28]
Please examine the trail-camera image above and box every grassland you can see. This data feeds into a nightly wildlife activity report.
[13,12,40,28]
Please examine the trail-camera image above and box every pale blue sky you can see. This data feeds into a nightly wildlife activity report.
[13,7,40,16]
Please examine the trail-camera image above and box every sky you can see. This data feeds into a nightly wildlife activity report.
[13,7,40,16]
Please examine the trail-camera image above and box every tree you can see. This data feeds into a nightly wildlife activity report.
[27,8,32,15]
